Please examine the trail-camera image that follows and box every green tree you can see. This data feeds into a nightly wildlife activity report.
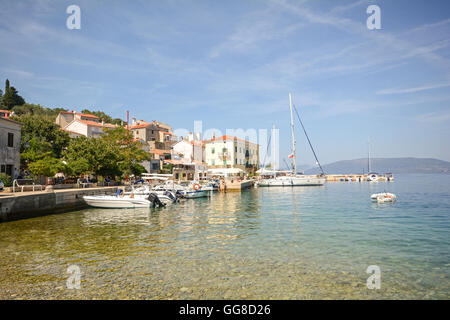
[28,157,65,178]
[63,127,150,179]
[102,126,150,177]
[13,114,70,166]
[0,89,3,105]
[66,158,90,176]
[1,79,25,109]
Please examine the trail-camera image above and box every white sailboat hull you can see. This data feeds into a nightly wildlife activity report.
[258,176,325,186]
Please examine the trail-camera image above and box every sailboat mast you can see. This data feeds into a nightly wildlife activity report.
[368,137,371,172]
[289,93,297,175]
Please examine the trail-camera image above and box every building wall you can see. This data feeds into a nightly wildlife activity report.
[0,118,22,179]
[173,140,193,162]
[64,121,89,137]
[55,113,74,128]
[205,138,259,172]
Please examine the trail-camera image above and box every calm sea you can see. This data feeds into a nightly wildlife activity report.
[0,173,448,299]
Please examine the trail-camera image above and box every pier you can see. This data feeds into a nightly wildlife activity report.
[0,186,118,222]
[325,174,392,182]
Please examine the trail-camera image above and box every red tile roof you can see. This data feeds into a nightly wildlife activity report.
[204,135,250,143]
[60,111,100,119]
[151,149,171,155]
[76,119,117,128]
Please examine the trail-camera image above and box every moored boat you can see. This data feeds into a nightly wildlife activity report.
[371,192,397,203]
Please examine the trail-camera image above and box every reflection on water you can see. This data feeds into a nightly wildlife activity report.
[0,174,449,299]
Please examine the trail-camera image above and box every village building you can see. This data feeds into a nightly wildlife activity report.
[0,117,23,179]
[55,110,102,127]
[204,135,259,174]
[62,119,117,138]
[55,111,117,138]
[130,118,178,172]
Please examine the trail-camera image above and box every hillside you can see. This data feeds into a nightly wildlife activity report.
[305,158,450,174]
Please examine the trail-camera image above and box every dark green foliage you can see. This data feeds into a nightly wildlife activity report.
[63,127,150,178]
[12,114,71,165]
[1,86,25,109]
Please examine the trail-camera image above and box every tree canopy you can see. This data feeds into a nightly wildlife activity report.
[12,114,71,166]
[63,126,150,178]
[1,79,25,109]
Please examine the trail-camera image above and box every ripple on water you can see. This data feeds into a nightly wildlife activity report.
[0,174,449,299]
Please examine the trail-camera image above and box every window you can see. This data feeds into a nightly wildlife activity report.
[6,165,13,176]
[235,146,237,152]
[235,158,237,164]
[7,133,14,147]
[212,159,215,166]
[211,148,215,154]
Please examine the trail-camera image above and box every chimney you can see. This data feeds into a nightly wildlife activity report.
[132,117,136,125]
[188,132,194,142]
[101,120,105,126]
[212,131,215,139]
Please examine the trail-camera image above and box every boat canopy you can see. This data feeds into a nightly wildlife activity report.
[207,168,244,177]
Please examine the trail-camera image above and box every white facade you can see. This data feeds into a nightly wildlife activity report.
[204,135,259,173]
[63,119,116,138]
[0,117,23,179]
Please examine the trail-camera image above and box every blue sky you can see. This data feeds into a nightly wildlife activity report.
[1,0,450,165]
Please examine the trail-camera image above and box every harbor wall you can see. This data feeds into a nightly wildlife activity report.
[0,186,118,222]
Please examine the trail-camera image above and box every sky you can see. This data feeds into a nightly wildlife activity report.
[1,0,450,166]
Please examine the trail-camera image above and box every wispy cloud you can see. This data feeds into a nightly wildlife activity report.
[377,82,450,95]
[416,111,450,123]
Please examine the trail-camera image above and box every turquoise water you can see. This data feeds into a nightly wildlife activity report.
[0,174,448,299]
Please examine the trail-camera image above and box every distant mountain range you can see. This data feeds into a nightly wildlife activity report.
[304,158,450,174]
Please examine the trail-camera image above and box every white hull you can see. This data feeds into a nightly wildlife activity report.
[258,175,325,187]
[83,195,151,208]
[371,192,397,203]
[182,190,210,198]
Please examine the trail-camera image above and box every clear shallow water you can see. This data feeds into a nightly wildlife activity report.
[0,174,448,299]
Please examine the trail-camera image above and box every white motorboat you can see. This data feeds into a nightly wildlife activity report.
[127,184,178,205]
[371,192,397,203]
[83,189,169,208]
[367,173,379,182]
[83,194,152,208]
[201,180,219,191]
[180,189,210,198]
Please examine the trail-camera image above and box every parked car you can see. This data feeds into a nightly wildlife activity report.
[0,179,4,191]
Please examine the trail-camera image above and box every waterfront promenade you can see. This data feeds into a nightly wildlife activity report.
[0,186,118,222]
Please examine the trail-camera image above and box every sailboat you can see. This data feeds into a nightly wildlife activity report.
[257,93,326,187]
[366,138,380,182]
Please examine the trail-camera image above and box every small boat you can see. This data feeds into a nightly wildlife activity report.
[367,173,379,182]
[83,190,167,208]
[371,192,397,203]
[201,180,219,191]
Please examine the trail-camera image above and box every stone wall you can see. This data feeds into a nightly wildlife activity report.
[0,186,118,222]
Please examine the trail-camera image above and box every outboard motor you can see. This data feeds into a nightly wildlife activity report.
[164,191,178,203]
[147,193,166,208]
